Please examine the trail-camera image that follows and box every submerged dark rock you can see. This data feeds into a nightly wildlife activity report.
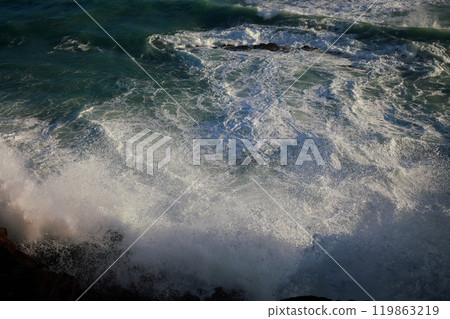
[301,45,318,52]
[0,227,81,300]
[219,42,320,54]
[281,295,332,301]
[253,42,281,51]
[221,44,253,51]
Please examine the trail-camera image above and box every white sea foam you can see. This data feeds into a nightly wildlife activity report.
[248,0,449,28]
[1,104,448,300]
[50,36,102,54]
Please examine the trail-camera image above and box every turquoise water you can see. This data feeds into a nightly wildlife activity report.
[0,0,449,300]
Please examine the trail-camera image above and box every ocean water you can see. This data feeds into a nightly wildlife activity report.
[0,0,449,300]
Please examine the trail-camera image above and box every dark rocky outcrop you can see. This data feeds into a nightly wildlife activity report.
[219,42,327,54]
[252,43,277,51]
[0,227,334,301]
[221,42,293,53]
[218,42,351,60]
[217,43,359,69]
[300,45,318,52]
[177,289,332,301]
[221,44,253,51]
[0,227,80,300]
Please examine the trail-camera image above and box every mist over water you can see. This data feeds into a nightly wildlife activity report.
[0,0,449,300]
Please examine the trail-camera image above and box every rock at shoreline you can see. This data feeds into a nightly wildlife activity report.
[0,227,81,300]
[281,295,332,301]
[0,227,334,301]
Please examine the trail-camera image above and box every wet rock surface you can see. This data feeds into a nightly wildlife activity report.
[218,42,331,54]
[281,295,332,301]
[0,227,81,300]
